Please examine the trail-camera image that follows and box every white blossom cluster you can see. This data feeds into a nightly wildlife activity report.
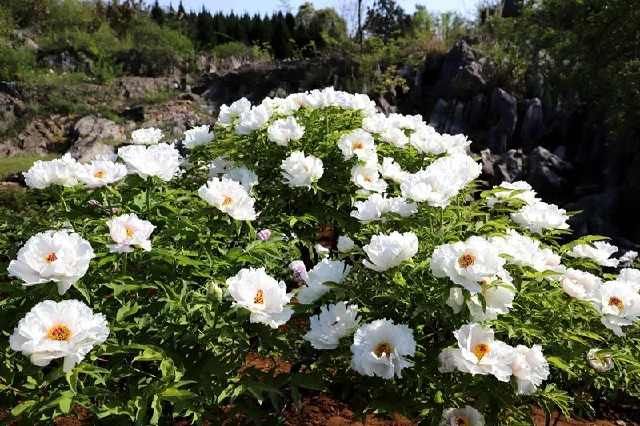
[439,323,550,395]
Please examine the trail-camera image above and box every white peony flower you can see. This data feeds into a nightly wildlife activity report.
[350,193,388,222]
[267,117,305,146]
[380,127,409,148]
[361,113,389,134]
[486,181,539,208]
[594,280,640,336]
[297,259,351,304]
[217,97,251,126]
[350,193,416,223]
[351,163,388,193]
[131,127,163,145]
[337,235,356,253]
[235,105,271,135]
[76,160,128,188]
[351,319,416,379]
[401,153,481,208]
[10,300,109,372]
[430,236,511,294]
[208,156,234,176]
[511,344,550,395]
[440,323,516,382]
[446,287,465,314]
[569,241,619,267]
[261,96,300,116]
[490,229,564,273]
[226,267,293,328]
[117,143,182,181]
[587,348,614,372]
[467,280,516,321]
[560,268,602,301]
[106,213,155,253]
[409,125,442,154]
[337,129,377,161]
[511,201,570,234]
[379,157,409,184]
[198,177,257,221]
[440,406,485,426]
[619,250,638,267]
[23,154,81,189]
[280,151,323,188]
[224,166,259,192]
[304,302,359,349]
[363,231,419,272]
[7,230,95,295]
[618,268,640,291]
[183,125,214,149]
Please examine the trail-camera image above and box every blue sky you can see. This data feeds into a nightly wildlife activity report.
[159,0,483,19]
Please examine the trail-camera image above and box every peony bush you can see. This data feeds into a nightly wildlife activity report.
[1,88,640,425]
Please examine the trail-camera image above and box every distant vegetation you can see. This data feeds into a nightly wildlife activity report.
[1,0,638,143]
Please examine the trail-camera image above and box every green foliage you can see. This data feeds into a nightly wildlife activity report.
[0,154,57,180]
[2,95,637,424]
[0,45,36,81]
[211,41,271,62]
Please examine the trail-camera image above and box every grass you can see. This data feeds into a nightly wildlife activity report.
[0,154,57,180]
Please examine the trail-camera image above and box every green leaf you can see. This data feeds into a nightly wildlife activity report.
[57,391,74,413]
[11,400,37,416]
[116,301,141,322]
[158,387,196,401]
[547,356,577,377]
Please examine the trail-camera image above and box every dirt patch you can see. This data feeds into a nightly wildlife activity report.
[283,394,414,426]
[239,352,292,376]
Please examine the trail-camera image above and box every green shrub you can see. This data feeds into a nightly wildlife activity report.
[0,45,36,81]
[1,90,639,425]
[211,41,271,62]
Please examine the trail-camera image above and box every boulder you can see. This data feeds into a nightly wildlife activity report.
[38,50,93,73]
[481,148,525,183]
[525,146,574,194]
[435,40,488,99]
[116,77,178,100]
[487,88,517,153]
[0,115,74,157]
[69,116,128,163]
[120,105,145,122]
[520,98,544,150]
[0,93,25,133]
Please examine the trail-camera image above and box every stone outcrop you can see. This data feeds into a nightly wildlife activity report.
[68,116,129,163]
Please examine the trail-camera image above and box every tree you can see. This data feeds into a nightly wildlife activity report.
[150,0,164,25]
[363,0,409,42]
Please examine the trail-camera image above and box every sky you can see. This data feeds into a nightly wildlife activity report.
[159,0,484,19]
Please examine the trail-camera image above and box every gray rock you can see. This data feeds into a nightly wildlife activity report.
[0,93,25,133]
[487,88,517,153]
[520,98,544,149]
[69,116,128,163]
[429,98,450,131]
[481,148,525,183]
[436,40,488,98]
[525,146,573,193]
[39,51,93,73]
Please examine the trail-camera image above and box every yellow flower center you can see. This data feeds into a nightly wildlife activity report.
[608,296,624,311]
[254,289,264,304]
[125,226,135,238]
[454,416,470,426]
[45,252,58,263]
[352,140,364,150]
[222,196,233,206]
[472,343,490,360]
[458,253,476,268]
[94,170,106,179]
[47,324,71,341]
[374,342,393,358]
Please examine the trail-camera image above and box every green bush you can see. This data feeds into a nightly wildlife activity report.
[0,45,36,81]
[211,41,271,62]
[1,89,639,424]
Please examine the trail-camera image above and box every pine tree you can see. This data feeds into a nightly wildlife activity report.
[150,0,164,25]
